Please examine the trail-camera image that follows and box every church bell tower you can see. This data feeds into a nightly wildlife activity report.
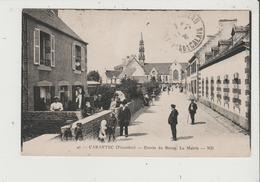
[138,32,145,66]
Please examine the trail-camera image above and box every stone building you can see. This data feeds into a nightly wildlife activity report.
[199,24,250,130]
[105,33,187,85]
[22,9,88,111]
[185,19,238,98]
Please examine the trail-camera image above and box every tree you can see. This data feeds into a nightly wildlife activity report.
[117,78,142,101]
[87,70,100,82]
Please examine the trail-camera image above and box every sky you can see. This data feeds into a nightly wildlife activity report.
[58,10,249,75]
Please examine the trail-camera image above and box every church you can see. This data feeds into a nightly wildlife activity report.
[105,33,188,86]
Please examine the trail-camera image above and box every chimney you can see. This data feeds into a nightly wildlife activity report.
[218,19,237,39]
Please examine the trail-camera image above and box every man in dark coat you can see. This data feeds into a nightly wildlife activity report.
[168,104,179,141]
[188,99,198,125]
[118,100,131,137]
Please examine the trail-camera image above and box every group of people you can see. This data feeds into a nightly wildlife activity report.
[98,99,131,142]
[168,98,198,141]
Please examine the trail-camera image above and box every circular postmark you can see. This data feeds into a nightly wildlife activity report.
[165,13,205,53]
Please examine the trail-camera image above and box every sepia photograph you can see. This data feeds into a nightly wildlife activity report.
[21,9,251,157]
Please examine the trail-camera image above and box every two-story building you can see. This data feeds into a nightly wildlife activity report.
[22,9,88,111]
[185,19,238,99]
[199,24,250,130]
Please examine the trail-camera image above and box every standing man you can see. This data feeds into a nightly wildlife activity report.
[168,104,179,141]
[118,100,131,137]
[188,99,198,125]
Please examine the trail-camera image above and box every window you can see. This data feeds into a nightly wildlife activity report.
[40,31,51,66]
[205,78,209,98]
[223,75,230,106]
[202,79,204,96]
[210,77,214,101]
[173,70,179,81]
[75,45,82,71]
[34,28,55,67]
[232,73,241,108]
[191,62,196,74]
[34,86,55,111]
[72,43,85,72]
[216,76,222,103]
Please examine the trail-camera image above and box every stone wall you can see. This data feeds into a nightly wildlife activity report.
[22,111,81,141]
[61,99,144,139]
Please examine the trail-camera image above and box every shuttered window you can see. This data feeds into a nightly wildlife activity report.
[72,43,85,72]
[51,35,55,67]
[34,28,40,65]
[34,28,55,68]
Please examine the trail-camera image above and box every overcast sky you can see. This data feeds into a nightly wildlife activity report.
[58,10,249,74]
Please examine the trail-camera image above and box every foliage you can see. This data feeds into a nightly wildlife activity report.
[94,85,116,110]
[117,78,142,101]
[87,70,101,82]
[142,77,160,96]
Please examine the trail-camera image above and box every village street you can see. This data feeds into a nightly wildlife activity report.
[23,90,250,157]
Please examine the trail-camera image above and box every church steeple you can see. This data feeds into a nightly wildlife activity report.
[138,32,145,66]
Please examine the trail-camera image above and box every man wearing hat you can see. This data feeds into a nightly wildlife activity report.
[188,99,198,125]
[118,99,131,137]
[168,104,179,141]
[50,96,63,111]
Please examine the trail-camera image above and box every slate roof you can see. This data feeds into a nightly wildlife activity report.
[200,25,249,70]
[105,70,122,79]
[143,63,172,75]
[23,9,87,44]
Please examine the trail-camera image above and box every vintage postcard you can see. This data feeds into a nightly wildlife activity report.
[21,9,252,157]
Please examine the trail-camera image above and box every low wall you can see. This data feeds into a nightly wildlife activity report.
[22,111,81,141]
[128,99,144,115]
[199,99,249,131]
[61,99,144,139]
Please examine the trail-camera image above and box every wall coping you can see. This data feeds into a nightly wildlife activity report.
[61,110,112,129]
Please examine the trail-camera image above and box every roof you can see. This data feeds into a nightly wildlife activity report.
[231,25,249,35]
[218,39,232,45]
[105,70,122,78]
[23,9,87,44]
[143,63,172,75]
[200,25,249,70]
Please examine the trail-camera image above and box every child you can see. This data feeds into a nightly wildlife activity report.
[74,123,83,141]
[63,125,72,141]
[98,120,107,142]
[107,112,117,142]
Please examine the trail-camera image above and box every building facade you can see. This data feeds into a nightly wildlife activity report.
[199,24,250,130]
[22,9,88,111]
[185,19,238,98]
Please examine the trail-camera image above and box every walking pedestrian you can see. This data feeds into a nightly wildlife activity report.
[168,104,179,141]
[118,100,131,137]
[188,99,198,125]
